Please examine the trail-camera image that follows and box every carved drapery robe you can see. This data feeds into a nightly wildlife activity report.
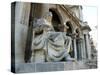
[31,32,72,62]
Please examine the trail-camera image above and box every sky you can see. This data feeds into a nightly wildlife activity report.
[82,6,98,48]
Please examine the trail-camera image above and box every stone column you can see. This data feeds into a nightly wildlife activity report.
[73,39,77,60]
[79,38,84,60]
[15,2,31,63]
[33,4,49,18]
[41,4,49,17]
[76,39,79,60]
[85,34,91,60]
[82,37,87,60]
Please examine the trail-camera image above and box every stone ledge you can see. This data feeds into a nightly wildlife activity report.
[15,62,96,73]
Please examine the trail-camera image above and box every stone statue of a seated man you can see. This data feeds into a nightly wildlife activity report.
[30,12,75,62]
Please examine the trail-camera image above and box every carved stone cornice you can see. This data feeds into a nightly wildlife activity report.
[59,5,81,28]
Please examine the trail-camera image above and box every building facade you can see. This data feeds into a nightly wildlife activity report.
[11,2,97,73]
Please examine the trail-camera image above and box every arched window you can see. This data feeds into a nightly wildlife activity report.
[49,9,62,32]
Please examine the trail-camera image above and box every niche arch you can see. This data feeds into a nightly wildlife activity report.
[49,8,64,32]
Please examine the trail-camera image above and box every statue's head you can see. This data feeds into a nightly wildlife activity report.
[33,12,54,32]
[43,12,53,23]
